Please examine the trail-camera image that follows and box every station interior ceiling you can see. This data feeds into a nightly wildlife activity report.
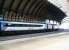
[0,0,66,23]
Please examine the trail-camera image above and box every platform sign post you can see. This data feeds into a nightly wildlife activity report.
[0,22,1,31]
[0,16,3,31]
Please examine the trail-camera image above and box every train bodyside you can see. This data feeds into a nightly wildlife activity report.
[0,20,59,35]
[0,21,46,31]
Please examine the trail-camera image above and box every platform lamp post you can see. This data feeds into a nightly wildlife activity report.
[2,9,6,21]
[52,16,55,31]
[52,20,53,31]
[45,19,48,31]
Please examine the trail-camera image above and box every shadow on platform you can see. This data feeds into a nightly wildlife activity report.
[0,29,58,36]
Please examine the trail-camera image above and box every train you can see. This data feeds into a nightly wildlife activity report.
[0,18,59,35]
[0,21,46,31]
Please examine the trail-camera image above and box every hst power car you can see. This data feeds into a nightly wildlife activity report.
[0,21,46,31]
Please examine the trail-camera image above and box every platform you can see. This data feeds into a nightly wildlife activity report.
[0,31,69,50]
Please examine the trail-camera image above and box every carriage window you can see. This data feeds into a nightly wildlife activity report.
[5,24,42,27]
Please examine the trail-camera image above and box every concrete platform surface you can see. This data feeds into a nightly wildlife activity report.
[0,32,69,50]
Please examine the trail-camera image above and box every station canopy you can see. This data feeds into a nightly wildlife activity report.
[0,0,66,23]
